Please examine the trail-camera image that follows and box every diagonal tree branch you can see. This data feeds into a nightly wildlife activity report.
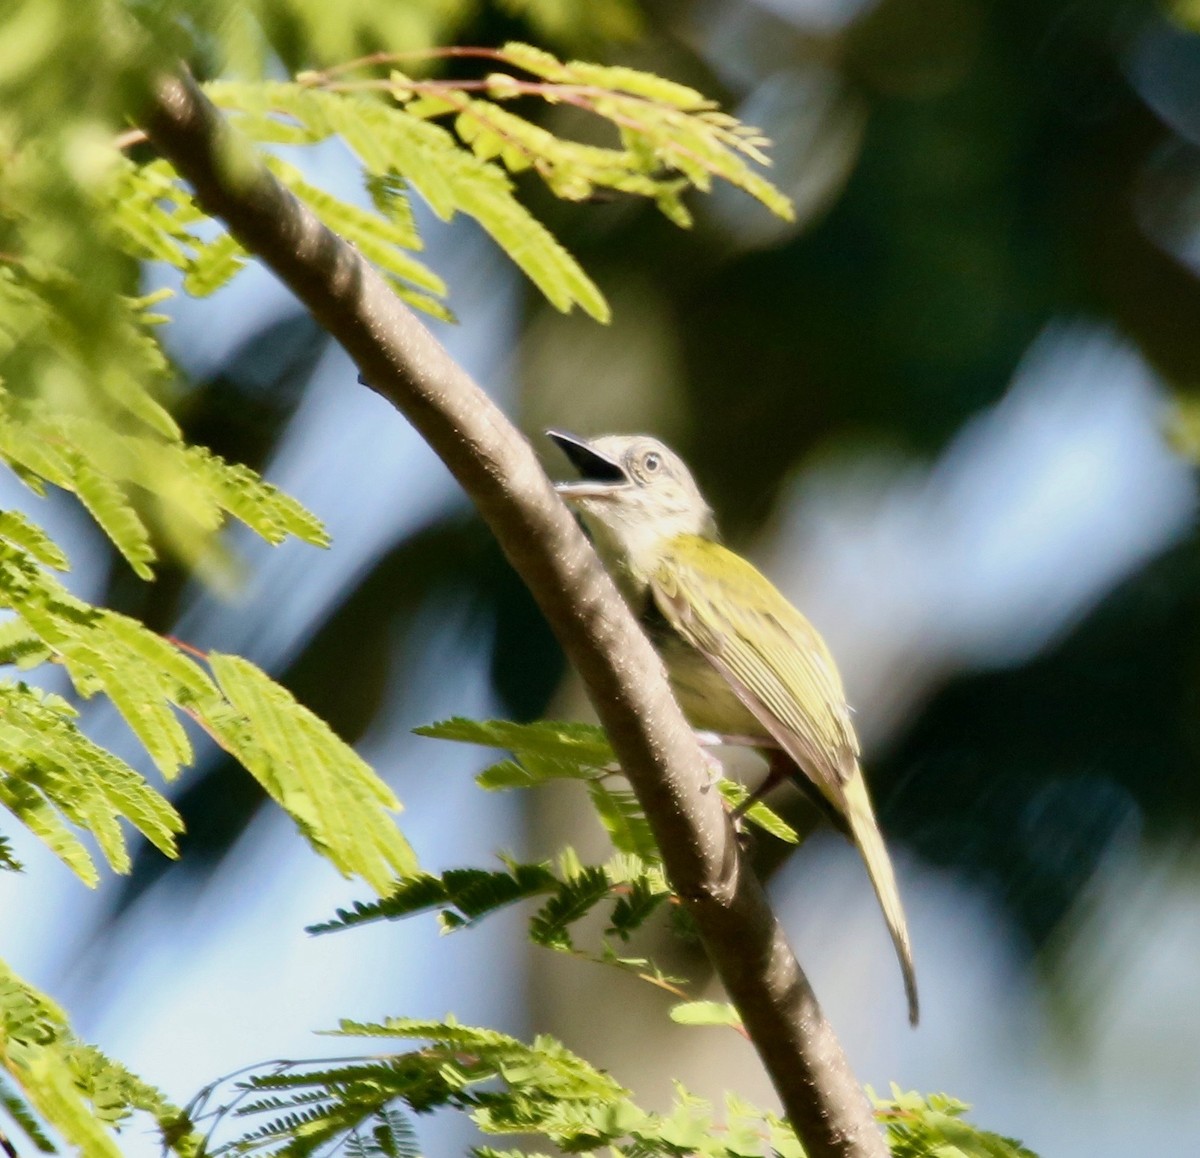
[137,69,889,1158]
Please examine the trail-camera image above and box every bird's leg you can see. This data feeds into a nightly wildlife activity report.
[688,734,726,791]
[693,734,788,820]
[729,748,792,823]
[692,732,781,792]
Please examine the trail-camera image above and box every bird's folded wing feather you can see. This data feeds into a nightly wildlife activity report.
[653,538,920,1025]
[650,536,859,808]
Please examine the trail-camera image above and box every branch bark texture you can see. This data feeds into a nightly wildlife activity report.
[139,70,889,1158]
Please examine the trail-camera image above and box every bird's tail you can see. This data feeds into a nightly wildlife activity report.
[842,770,919,1027]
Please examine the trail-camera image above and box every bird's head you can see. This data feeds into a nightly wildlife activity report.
[547,430,716,575]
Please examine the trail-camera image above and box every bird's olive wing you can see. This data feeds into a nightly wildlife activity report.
[651,537,859,807]
[652,539,920,1025]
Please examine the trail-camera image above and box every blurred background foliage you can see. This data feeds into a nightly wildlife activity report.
[8,0,1200,1154]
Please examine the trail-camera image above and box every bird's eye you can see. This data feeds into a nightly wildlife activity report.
[642,452,661,473]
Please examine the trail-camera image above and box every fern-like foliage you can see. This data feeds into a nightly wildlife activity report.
[314,715,806,1004]
[0,520,415,892]
[194,1018,1041,1158]
[201,654,418,890]
[414,716,798,849]
[667,1000,745,1030]
[309,860,561,933]
[0,682,182,885]
[876,1087,1040,1158]
[311,850,672,966]
[0,833,20,874]
[0,961,200,1158]
[0,267,328,579]
[108,42,792,325]
[373,42,795,226]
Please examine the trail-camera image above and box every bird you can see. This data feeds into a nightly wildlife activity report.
[548,428,919,1026]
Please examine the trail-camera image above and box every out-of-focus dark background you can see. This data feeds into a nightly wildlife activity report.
[5,0,1200,1153]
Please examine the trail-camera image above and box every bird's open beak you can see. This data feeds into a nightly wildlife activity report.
[547,429,628,498]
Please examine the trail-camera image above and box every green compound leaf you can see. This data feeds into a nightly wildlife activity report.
[529,865,613,950]
[416,716,614,770]
[0,960,200,1158]
[0,371,328,579]
[263,155,451,320]
[207,82,609,321]
[309,851,672,963]
[307,862,559,935]
[0,549,207,778]
[205,1021,1044,1158]
[717,779,799,843]
[877,1087,1040,1158]
[204,653,418,893]
[587,781,658,859]
[668,1001,743,1030]
[0,529,415,892]
[0,683,183,884]
[0,512,67,570]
